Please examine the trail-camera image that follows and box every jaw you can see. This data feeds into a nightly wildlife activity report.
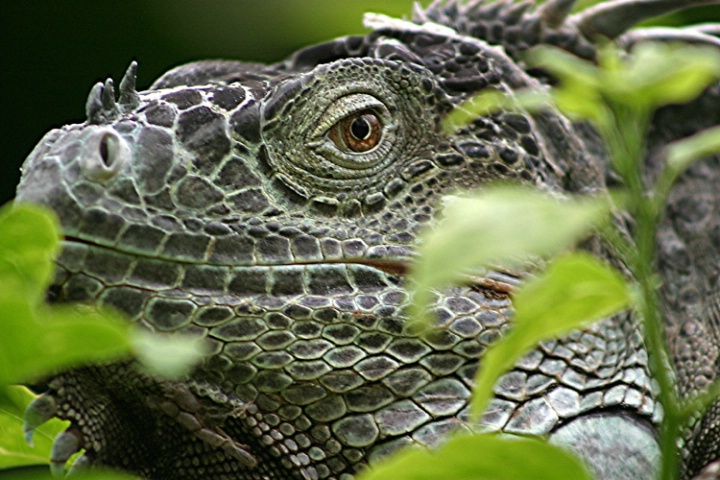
[38,237,514,478]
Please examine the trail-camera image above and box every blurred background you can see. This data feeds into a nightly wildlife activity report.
[2,0,719,206]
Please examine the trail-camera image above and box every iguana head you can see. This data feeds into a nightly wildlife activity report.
[15,1,706,478]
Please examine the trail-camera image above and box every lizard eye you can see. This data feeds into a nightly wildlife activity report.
[328,111,383,153]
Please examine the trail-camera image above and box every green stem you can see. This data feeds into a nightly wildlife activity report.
[608,106,681,480]
[681,380,720,421]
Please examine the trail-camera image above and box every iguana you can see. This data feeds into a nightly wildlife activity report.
[13,0,720,478]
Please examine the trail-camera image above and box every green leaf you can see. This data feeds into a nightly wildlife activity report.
[552,86,609,126]
[0,386,67,469]
[528,47,609,122]
[529,43,720,127]
[0,467,141,480]
[471,253,632,418]
[665,125,720,175]
[0,387,137,478]
[0,204,60,303]
[356,433,594,480]
[441,89,551,134]
[529,46,601,93]
[409,186,611,323]
[131,331,208,380]
[513,253,632,333]
[0,201,132,385]
[614,42,720,109]
[0,303,132,385]
[441,90,507,134]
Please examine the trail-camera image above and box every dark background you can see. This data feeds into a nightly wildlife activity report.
[2,1,720,206]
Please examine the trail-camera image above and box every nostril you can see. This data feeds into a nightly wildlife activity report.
[98,132,116,167]
[82,128,128,182]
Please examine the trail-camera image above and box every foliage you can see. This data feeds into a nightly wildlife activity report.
[358,434,593,480]
[470,252,632,420]
[408,187,613,325]
[0,204,202,477]
[389,42,720,480]
[0,204,132,386]
[0,386,67,470]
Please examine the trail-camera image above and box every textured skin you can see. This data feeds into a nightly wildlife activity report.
[12,1,720,479]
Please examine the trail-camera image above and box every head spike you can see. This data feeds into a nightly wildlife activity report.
[538,0,579,29]
[85,82,104,124]
[119,60,140,110]
[465,0,488,17]
[503,1,533,23]
[85,78,120,125]
[412,1,429,22]
[574,0,720,40]
[443,0,460,19]
[101,78,117,113]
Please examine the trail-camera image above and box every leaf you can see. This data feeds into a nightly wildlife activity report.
[0,204,60,303]
[529,46,601,93]
[356,433,594,480]
[0,466,141,479]
[665,125,720,175]
[528,47,608,121]
[529,43,720,126]
[0,386,68,470]
[0,303,132,385]
[471,253,632,418]
[0,375,139,478]
[441,89,551,134]
[131,331,208,380]
[513,253,631,332]
[0,201,132,385]
[616,42,720,109]
[441,90,507,134]
[552,86,609,126]
[409,186,611,323]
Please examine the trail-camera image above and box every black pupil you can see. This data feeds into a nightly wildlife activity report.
[350,116,371,140]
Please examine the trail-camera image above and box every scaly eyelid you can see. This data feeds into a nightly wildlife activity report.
[310,93,388,138]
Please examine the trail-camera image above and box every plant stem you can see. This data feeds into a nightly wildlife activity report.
[608,105,681,480]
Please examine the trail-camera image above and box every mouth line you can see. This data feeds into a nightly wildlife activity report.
[61,235,411,273]
[60,236,519,296]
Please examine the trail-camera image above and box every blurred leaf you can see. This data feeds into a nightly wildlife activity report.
[612,42,720,108]
[471,253,632,418]
[531,46,601,90]
[132,331,208,380]
[666,125,720,175]
[552,86,609,126]
[409,187,611,324]
[531,43,720,122]
[442,90,507,134]
[356,433,594,480]
[0,386,67,470]
[528,47,609,124]
[0,203,132,385]
[0,204,60,303]
[0,466,140,479]
[0,304,132,385]
[441,89,551,134]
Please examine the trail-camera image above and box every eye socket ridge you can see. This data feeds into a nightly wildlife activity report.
[310,92,392,153]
